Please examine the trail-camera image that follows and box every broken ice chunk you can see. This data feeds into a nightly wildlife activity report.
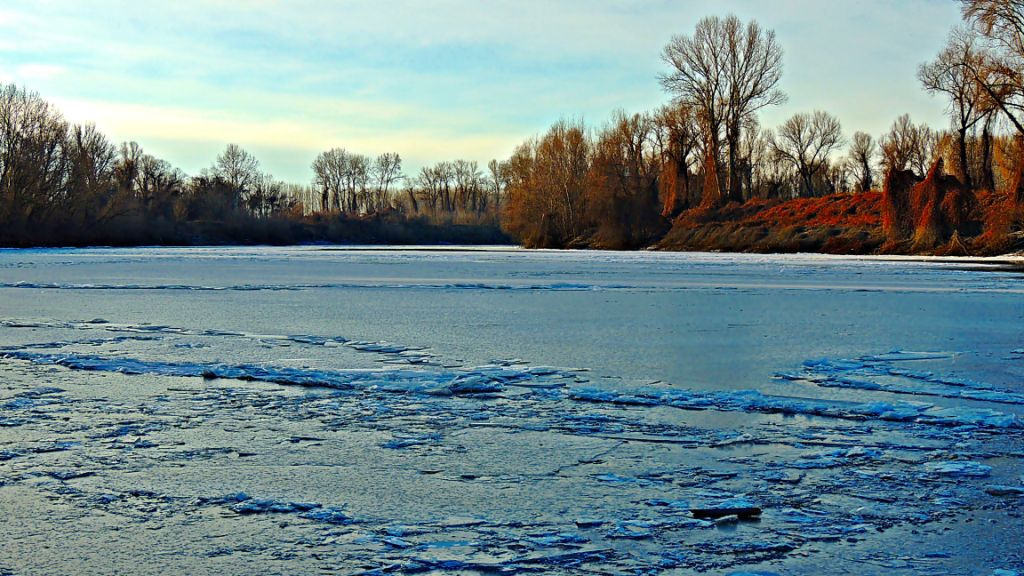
[448,375,504,394]
[984,485,1024,497]
[924,461,992,477]
[691,496,762,520]
[605,521,654,539]
[525,532,589,547]
[230,498,321,515]
[923,407,1020,428]
[300,507,353,524]
[382,536,414,548]
[863,350,952,362]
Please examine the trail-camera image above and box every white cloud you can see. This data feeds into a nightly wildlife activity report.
[49,96,521,181]
[15,63,66,81]
[0,0,966,181]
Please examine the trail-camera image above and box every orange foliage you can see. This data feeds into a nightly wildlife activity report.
[904,158,976,250]
[910,159,947,250]
[881,168,921,241]
[661,170,1017,255]
[747,192,882,228]
[660,193,887,254]
[699,146,722,210]
[672,192,882,230]
[659,159,686,218]
[973,188,1020,252]
[940,180,975,234]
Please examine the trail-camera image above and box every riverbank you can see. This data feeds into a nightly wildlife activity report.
[0,213,510,249]
[652,190,1023,257]
[3,190,1021,258]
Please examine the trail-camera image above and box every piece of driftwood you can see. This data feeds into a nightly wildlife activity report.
[690,507,762,520]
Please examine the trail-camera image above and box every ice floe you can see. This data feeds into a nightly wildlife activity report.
[1,318,1022,574]
[778,352,1024,405]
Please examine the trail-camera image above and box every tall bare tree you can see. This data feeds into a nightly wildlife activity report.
[345,154,371,213]
[661,14,785,204]
[137,153,185,220]
[0,84,70,229]
[654,103,701,214]
[919,27,989,187]
[452,159,483,214]
[416,162,453,215]
[959,0,1024,135]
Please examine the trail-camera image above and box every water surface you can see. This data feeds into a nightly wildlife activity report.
[0,247,1021,574]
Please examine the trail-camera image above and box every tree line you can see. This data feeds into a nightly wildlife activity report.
[0,85,506,246]
[2,0,1022,252]
[501,0,1024,251]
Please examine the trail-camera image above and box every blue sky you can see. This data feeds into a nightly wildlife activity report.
[1,0,963,183]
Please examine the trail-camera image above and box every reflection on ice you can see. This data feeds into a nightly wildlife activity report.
[1,248,1022,574]
[0,317,1022,573]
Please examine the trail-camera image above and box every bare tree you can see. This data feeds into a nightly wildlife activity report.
[919,27,989,187]
[959,0,1024,135]
[910,126,940,176]
[435,161,455,214]
[214,144,260,211]
[848,132,877,192]
[586,111,666,247]
[371,152,402,212]
[963,0,1024,49]
[880,115,918,173]
[345,154,371,213]
[247,172,290,217]
[137,153,185,220]
[312,148,348,213]
[312,148,370,213]
[653,103,701,214]
[486,159,506,212]
[769,111,844,197]
[416,162,452,215]
[0,84,70,228]
[741,121,779,198]
[114,142,144,195]
[452,159,483,214]
[661,14,785,204]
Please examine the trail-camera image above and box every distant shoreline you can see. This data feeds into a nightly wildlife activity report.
[3,241,1021,268]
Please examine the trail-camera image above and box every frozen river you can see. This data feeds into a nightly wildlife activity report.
[0,246,1022,574]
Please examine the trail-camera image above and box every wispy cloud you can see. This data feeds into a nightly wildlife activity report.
[0,0,964,182]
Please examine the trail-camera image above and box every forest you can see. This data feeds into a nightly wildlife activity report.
[0,91,507,246]
[1,0,1022,254]
[502,0,1024,254]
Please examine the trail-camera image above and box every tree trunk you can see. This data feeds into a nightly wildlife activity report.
[726,125,742,203]
[1013,135,1024,207]
[699,141,723,210]
[860,160,873,193]
[980,120,996,191]
[957,127,973,190]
